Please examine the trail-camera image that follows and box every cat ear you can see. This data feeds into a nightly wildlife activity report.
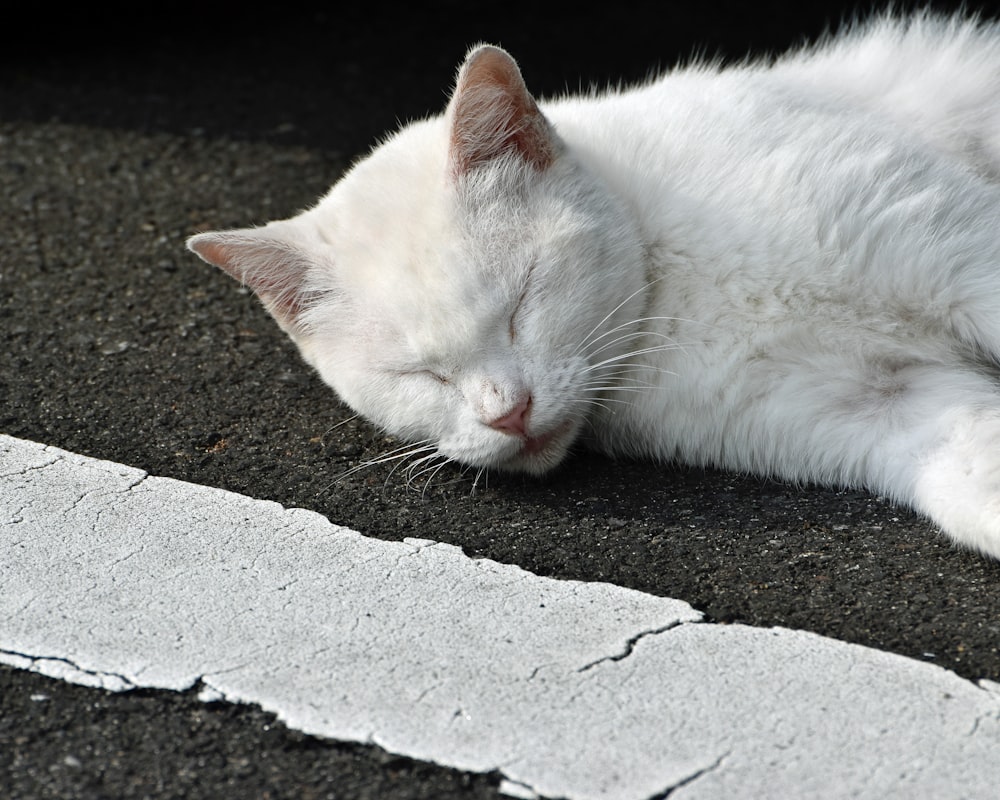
[447,44,558,176]
[187,225,312,332]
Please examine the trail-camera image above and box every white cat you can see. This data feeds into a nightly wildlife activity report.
[189,13,1000,559]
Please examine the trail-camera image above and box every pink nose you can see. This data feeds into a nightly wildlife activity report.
[488,396,531,437]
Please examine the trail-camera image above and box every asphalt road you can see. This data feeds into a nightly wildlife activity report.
[4,2,1000,798]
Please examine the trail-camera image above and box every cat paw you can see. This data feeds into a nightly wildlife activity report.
[912,414,1000,559]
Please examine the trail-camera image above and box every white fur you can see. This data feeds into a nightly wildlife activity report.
[188,12,1000,558]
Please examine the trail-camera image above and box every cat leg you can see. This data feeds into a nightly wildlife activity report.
[813,362,1000,558]
[721,348,1000,558]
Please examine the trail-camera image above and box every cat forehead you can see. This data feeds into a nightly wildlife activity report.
[327,123,542,231]
[326,120,449,229]
[312,119,547,281]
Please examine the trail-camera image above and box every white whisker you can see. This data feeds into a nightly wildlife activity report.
[583,320,688,357]
[574,397,624,412]
[586,332,663,361]
[323,413,360,434]
[321,439,438,491]
[400,450,444,482]
[587,343,688,372]
[583,369,676,389]
[572,279,664,357]
[419,459,454,498]
[582,384,653,394]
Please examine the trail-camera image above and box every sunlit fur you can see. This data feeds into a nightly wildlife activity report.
[190,12,1000,558]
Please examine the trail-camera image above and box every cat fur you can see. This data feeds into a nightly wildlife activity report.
[189,12,1000,558]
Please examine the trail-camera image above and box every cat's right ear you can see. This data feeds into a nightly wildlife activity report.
[187,226,312,332]
[447,44,558,176]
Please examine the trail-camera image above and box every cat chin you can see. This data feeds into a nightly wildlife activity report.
[494,420,578,475]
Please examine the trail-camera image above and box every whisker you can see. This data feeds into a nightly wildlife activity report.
[388,449,451,496]
[582,365,664,381]
[581,371,674,390]
[586,340,692,370]
[588,332,705,366]
[368,446,438,477]
[583,322,684,357]
[321,439,438,491]
[581,384,654,394]
[574,397,622,412]
[572,279,665,357]
[390,451,439,491]
[365,439,438,462]
[419,458,455,498]
[400,450,444,484]
[323,413,360,434]
[469,466,489,494]
[586,333,662,362]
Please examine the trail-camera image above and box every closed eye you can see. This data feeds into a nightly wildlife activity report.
[509,262,536,342]
[509,286,529,342]
[397,368,449,384]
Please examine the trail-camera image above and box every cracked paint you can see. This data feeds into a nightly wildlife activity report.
[651,751,730,799]
[4,434,1000,800]
[0,648,136,692]
[575,621,687,673]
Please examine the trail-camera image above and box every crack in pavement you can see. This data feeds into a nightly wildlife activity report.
[575,621,688,673]
[650,751,731,799]
[0,647,136,692]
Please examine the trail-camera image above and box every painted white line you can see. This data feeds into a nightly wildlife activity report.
[3,433,999,799]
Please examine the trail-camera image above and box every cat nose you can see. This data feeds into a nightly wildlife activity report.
[488,395,532,437]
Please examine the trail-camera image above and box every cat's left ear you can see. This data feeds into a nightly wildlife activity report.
[447,44,559,176]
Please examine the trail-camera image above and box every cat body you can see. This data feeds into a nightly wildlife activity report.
[189,13,1000,558]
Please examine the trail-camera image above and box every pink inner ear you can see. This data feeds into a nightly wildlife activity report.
[449,45,556,175]
[188,232,310,329]
[190,238,239,277]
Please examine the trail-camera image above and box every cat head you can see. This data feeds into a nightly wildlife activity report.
[188,45,645,474]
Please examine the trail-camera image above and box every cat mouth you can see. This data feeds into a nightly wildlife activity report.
[522,427,563,455]
[505,421,576,472]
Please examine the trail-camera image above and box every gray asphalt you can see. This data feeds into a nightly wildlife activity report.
[3,2,1000,798]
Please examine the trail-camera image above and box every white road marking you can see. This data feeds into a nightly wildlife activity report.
[3,433,999,799]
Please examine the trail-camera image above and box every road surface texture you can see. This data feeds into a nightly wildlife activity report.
[3,1,1000,798]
